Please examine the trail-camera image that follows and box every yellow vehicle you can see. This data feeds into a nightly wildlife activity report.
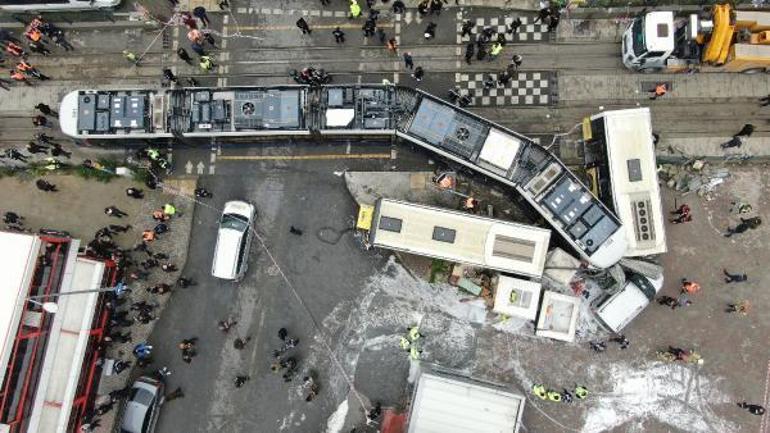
[622,4,770,73]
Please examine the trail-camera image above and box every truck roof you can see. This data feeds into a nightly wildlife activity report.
[645,11,675,53]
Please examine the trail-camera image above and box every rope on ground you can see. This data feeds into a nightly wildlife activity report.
[152,173,371,416]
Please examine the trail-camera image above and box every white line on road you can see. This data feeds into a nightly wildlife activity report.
[761,360,770,433]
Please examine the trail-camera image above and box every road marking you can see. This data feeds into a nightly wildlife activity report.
[761,360,770,433]
[219,153,392,161]
[209,138,217,174]
[234,22,393,31]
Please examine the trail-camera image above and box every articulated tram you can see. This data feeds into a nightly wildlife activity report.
[59,84,627,268]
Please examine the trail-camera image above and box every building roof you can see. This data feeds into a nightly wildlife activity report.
[27,255,102,433]
[408,371,525,433]
[0,232,41,388]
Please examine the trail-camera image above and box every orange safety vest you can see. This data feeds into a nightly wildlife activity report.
[16,62,32,72]
[10,71,25,81]
[682,281,700,294]
[6,43,22,56]
[187,29,202,43]
[142,230,156,242]
[654,84,667,96]
[25,30,41,42]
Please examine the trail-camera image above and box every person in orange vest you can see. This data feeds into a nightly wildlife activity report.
[10,69,32,86]
[4,41,25,58]
[16,61,49,80]
[24,28,42,43]
[142,230,156,242]
[649,83,667,100]
[681,279,701,294]
[187,28,203,44]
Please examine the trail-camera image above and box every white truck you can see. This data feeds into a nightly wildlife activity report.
[592,272,663,333]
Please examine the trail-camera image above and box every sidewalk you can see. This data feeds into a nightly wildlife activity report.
[0,173,198,433]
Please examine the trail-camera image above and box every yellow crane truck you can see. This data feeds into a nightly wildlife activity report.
[622,4,770,73]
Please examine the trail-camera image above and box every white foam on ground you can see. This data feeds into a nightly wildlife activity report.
[325,398,349,433]
[581,362,738,433]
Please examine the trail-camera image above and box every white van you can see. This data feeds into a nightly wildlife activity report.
[211,201,255,281]
[592,273,663,333]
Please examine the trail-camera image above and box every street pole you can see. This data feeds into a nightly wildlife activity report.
[27,286,116,300]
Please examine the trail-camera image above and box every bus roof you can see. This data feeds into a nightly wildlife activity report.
[591,108,667,257]
[371,199,552,278]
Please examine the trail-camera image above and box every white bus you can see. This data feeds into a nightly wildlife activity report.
[583,108,667,257]
[369,198,552,279]
[0,0,120,12]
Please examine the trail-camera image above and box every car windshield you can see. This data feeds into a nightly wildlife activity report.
[220,213,249,232]
[632,17,646,56]
[131,388,155,406]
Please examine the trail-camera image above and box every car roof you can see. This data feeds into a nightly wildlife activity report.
[121,379,160,433]
[223,200,254,219]
[212,228,245,279]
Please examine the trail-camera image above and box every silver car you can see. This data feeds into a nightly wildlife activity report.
[120,376,165,433]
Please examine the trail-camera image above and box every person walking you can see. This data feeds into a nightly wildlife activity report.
[163,68,178,84]
[511,53,523,69]
[737,402,766,416]
[193,6,210,27]
[387,38,398,53]
[725,217,762,237]
[332,27,345,43]
[126,187,144,199]
[32,115,50,128]
[6,148,28,162]
[123,50,140,66]
[26,141,48,154]
[726,300,750,315]
[403,52,414,69]
[35,103,57,117]
[610,334,630,349]
[424,22,437,39]
[508,17,522,34]
[36,179,57,192]
[176,47,193,64]
[49,143,71,159]
[759,95,770,107]
[391,0,405,13]
[412,66,424,82]
[28,41,51,56]
[10,69,32,86]
[233,336,251,350]
[680,279,701,294]
[320,0,330,5]
[723,269,747,283]
[289,225,303,235]
[649,82,667,100]
[296,17,312,35]
[191,42,205,56]
[464,42,474,64]
[362,18,376,37]
[199,55,216,72]
[233,375,250,388]
[104,206,128,218]
[489,41,503,60]
[349,0,362,18]
[460,20,473,37]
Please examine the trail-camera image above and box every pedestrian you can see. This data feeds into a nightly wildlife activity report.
[193,6,210,27]
[187,28,203,44]
[681,279,701,294]
[489,41,503,60]
[50,143,71,159]
[424,22,436,39]
[177,277,195,288]
[27,141,48,154]
[476,44,486,61]
[350,0,362,18]
[430,0,442,15]
[366,401,382,425]
[574,385,589,400]
[278,327,288,341]
[532,384,547,400]
[483,74,496,89]
[403,52,414,69]
[176,47,193,64]
[33,115,51,128]
[534,7,551,24]
[51,31,74,51]
[218,317,237,332]
[547,10,561,32]
[304,376,319,402]
[6,148,28,162]
[296,18,312,35]
[202,30,217,48]
[657,295,678,309]
[123,50,140,66]
[649,82,667,100]
[735,123,755,138]
[161,263,178,273]
[104,206,128,218]
[460,20,474,37]
[126,187,144,199]
[362,18,376,37]
[199,55,216,72]
[109,223,131,232]
[412,66,424,82]
[35,103,57,117]
[11,70,32,86]
[142,230,156,243]
[332,26,345,43]
[723,269,747,283]
[610,334,630,349]
[391,0,405,13]
[387,38,398,53]
[737,402,766,416]
[3,211,23,225]
[233,336,251,350]
[320,0,330,5]
[376,28,387,44]
[562,389,573,403]
[508,17,522,34]
[191,42,205,56]
[726,300,750,315]
[36,179,57,192]
[497,70,512,86]
[725,217,762,237]
[289,225,303,236]
[589,341,606,352]
[233,375,250,388]
[165,387,184,401]
[759,95,770,107]
[162,68,177,84]
[464,42,474,64]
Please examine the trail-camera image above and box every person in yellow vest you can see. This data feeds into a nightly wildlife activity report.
[408,326,422,341]
[163,203,177,217]
[409,346,422,360]
[349,0,361,18]
[575,385,588,400]
[532,384,547,400]
[399,336,410,351]
[199,55,216,72]
[123,50,140,66]
[546,390,562,402]
[489,42,503,60]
